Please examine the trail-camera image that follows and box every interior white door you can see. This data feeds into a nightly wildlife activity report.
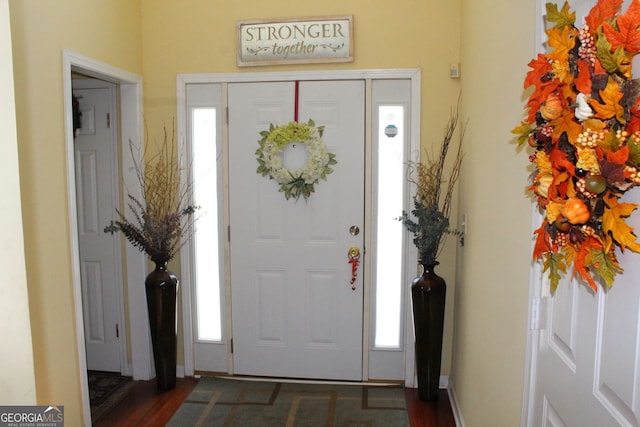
[228,80,365,380]
[73,81,123,373]
[531,197,640,427]
[530,2,640,424]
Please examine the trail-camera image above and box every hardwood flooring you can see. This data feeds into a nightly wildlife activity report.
[405,388,457,427]
[93,378,198,427]
[93,377,456,426]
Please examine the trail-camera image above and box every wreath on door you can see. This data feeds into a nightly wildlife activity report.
[256,119,337,201]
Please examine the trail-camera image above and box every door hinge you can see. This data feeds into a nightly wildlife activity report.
[230,338,233,354]
[107,113,111,128]
[530,296,548,330]
[228,225,231,242]
[225,107,229,125]
[116,323,119,338]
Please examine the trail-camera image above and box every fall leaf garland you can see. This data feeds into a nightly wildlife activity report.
[513,0,640,292]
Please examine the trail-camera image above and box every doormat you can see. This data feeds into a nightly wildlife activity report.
[168,377,410,426]
[88,370,134,423]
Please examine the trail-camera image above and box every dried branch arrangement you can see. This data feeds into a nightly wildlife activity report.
[105,123,199,265]
[399,106,465,265]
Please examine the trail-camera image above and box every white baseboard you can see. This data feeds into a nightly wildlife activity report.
[448,384,466,427]
[439,375,449,389]
[177,365,185,378]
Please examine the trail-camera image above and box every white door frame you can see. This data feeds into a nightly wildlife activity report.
[63,50,149,427]
[177,68,421,386]
[521,1,554,424]
[521,205,545,426]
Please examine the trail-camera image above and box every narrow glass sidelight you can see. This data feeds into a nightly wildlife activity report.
[373,105,404,349]
[192,108,222,342]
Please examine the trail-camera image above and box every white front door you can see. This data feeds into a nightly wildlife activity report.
[228,80,365,380]
[73,80,123,373]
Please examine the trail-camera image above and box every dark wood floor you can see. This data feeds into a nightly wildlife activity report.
[94,377,456,426]
[405,387,457,427]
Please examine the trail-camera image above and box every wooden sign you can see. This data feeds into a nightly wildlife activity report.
[237,16,353,67]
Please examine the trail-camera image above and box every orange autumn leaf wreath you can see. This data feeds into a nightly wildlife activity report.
[513,0,640,292]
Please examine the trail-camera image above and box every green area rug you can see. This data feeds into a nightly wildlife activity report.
[168,377,410,426]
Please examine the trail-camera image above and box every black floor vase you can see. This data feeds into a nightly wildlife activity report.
[145,261,179,392]
[411,261,446,401]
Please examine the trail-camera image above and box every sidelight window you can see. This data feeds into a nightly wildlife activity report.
[373,105,405,349]
[191,108,222,342]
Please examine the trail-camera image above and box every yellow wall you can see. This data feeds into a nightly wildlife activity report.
[7,0,542,425]
[454,0,537,425]
[137,0,464,174]
[0,0,35,405]
[139,0,463,377]
[9,0,142,423]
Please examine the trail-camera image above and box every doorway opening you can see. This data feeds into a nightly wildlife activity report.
[177,69,421,385]
[63,50,146,426]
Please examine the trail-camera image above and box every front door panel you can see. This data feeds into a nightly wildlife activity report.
[228,80,365,380]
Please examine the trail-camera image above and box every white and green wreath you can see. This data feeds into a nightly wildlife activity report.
[256,119,337,201]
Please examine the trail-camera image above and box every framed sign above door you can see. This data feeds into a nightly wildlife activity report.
[237,16,353,67]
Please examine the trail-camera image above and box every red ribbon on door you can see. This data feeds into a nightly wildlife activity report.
[294,80,299,122]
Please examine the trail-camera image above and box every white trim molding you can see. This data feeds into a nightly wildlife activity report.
[521,1,547,424]
[63,49,146,427]
[448,383,467,427]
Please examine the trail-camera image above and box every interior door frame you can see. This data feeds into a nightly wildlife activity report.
[63,50,149,427]
[521,0,553,424]
[523,0,598,422]
[521,205,545,426]
[177,68,421,385]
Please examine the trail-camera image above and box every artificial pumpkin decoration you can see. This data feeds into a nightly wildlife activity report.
[562,197,590,225]
[539,93,563,121]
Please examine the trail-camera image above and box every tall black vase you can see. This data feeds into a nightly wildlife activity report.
[411,261,446,401]
[145,261,179,392]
